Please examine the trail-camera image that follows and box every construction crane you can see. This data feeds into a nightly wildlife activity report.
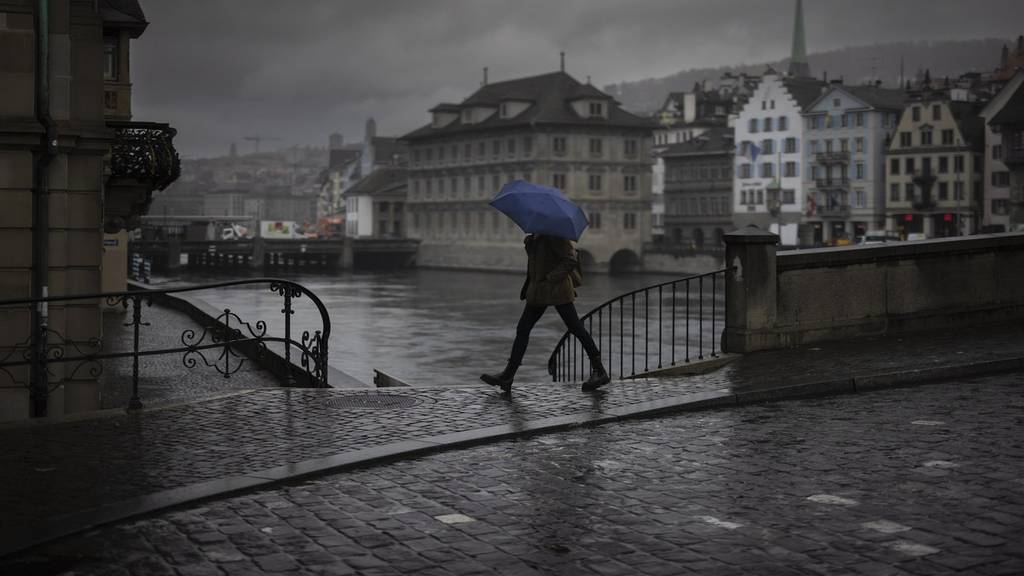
[243,135,283,153]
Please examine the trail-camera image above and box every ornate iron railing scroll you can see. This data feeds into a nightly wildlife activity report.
[0,278,331,411]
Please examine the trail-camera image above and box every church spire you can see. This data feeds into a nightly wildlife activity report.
[787,0,811,78]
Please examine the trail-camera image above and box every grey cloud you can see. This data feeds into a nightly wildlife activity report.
[131,0,1024,158]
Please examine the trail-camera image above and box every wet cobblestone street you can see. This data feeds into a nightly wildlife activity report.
[6,372,1023,575]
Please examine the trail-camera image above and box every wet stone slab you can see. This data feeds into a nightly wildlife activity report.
[0,321,1021,560]
[3,374,1022,575]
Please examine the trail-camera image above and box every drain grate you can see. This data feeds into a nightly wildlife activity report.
[324,394,422,410]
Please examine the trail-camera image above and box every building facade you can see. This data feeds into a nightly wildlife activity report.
[801,85,905,243]
[981,71,1024,231]
[400,71,654,273]
[661,127,734,250]
[986,71,1024,230]
[651,85,738,242]
[884,96,985,238]
[732,71,825,246]
[0,0,178,420]
[344,166,407,238]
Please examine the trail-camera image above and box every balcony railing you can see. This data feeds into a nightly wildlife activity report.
[817,202,851,217]
[108,121,182,192]
[911,169,937,189]
[815,177,850,189]
[815,151,850,164]
[911,193,937,211]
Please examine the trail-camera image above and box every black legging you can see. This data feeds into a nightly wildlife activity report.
[509,303,600,367]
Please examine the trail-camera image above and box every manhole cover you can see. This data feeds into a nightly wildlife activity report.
[325,394,422,410]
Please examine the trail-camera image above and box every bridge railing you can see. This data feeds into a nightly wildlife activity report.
[548,269,727,382]
[0,278,330,411]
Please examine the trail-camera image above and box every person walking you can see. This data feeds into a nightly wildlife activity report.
[481,233,609,393]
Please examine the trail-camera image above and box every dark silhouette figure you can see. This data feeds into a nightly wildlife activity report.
[481,234,609,393]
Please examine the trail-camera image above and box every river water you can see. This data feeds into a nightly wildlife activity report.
[162,268,715,386]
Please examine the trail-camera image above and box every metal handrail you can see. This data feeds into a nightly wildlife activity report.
[0,278,330,410]
[548,269,727,382]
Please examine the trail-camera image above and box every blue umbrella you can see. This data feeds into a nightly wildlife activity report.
[490,180,589,241]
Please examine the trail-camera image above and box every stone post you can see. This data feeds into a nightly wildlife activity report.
[167,238,181,270]
[723,226,779,354]
[250,237,265,270]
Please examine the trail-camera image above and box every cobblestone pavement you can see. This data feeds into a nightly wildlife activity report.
[101,304,280,410]
[1,324,1022,552]
[5,372,1023,575]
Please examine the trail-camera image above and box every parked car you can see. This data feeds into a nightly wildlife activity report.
[858,231,901,245]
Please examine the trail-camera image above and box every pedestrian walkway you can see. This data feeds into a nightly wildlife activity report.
[1,323,1022,558]
[5,372,1023,575]
[101,303,280,409]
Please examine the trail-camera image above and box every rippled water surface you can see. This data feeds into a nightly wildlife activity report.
[163,268,708,386]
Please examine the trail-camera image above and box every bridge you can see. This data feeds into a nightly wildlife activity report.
[129,237,419,272]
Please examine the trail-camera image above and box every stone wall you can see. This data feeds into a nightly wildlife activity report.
[641,251,724,276]
[724,228,1024,353]
[417,242,527,272]
[0,1,109,421]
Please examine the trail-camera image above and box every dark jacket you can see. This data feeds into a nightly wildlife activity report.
[519,235,582,307]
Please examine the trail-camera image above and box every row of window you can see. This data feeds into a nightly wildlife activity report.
[897,128,956,148]
[809,137,864,154]
[888,154,970,175]
[990,171,1011,187]
[737,162,800,179]
[409,210,637,235]
[747,116,790,133]
[739,189,796,206]
[810,164,866,180]
[815,190,869,209]
[739,138,799,156]
[410,136,640,166]
[910,104,944,123]
[807,110,883,130]
[665,163,733,182]
[888,181,966,202]
[410,171,641,200]
[666,196,731,216]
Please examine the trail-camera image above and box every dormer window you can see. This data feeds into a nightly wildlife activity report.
[588,101,605,117]
[462,109,472,124]
[500,103,509,118]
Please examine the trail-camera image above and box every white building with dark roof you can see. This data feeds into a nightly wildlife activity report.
[732,70,826,246]
[399,70,655,273]
[801,84,906,243]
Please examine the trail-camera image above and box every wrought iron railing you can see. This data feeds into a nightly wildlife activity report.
[108,121,182,191]
[815,151,850,164]
[0,278,329,411]
[548,269,727,382]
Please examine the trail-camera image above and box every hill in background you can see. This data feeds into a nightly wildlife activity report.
[605,38,1008,113]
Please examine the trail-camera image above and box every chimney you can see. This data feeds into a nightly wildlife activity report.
[482,67,488,86]
[1002,44,1010,68]
[560,51,565,72]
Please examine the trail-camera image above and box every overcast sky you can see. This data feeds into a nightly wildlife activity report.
[132,0,1023,158]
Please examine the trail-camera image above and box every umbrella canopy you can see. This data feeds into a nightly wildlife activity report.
[490,180,589,240]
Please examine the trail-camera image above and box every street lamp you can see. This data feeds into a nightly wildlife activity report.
[955,160,962,237]
[767,179,783,243]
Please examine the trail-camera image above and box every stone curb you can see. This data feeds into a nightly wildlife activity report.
[3,354,1022,559]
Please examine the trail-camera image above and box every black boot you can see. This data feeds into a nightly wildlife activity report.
[481,361,517,393]
[581,355,610,391]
